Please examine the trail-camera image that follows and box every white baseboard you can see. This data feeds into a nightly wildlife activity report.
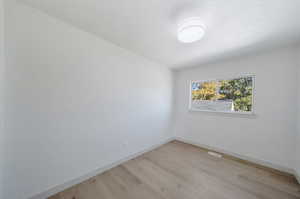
[175,137,294,175]
[29,137,174,199]
[29,136,299,199]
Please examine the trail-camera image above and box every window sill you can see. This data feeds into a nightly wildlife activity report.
[188,108,255,116]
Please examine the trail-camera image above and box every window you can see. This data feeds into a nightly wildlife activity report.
[190,76,254,114]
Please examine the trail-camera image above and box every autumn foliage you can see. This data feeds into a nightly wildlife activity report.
[192,77,253,112]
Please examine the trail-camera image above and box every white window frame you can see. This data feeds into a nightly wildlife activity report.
[189,75,255,115]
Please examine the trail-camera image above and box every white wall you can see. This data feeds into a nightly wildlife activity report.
[0,0,5,197]
[4,1,173,199]
[296,46,300,180]
[173,46,299,172]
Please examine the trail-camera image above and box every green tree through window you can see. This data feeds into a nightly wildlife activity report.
[218,77,253,111]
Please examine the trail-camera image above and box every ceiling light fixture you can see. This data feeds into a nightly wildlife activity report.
[177,18,205,43]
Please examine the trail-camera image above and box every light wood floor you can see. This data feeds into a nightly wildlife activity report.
[49,141,300,199]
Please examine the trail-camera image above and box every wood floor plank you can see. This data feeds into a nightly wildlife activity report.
[48,141,300,199]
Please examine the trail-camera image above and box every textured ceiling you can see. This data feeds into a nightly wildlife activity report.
[18,0,300,69]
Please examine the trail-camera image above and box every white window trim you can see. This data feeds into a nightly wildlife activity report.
[188,75,255,115]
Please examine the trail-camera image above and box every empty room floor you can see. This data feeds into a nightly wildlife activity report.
[49,141,300,199]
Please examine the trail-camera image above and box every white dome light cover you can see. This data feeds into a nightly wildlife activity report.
[178,18,205,43]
